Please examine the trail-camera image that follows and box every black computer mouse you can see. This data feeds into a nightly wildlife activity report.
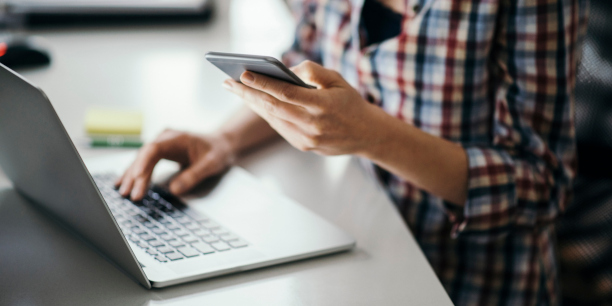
[0,36,51,69]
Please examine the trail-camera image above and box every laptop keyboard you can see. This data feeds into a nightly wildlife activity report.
[93,174,249,263]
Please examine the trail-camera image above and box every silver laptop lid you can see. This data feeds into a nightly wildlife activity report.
[0,64,150,288]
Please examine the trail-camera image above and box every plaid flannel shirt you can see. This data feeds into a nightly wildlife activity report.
[283,0,588,305]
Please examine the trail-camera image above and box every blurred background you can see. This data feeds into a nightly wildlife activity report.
[0,0,295,152]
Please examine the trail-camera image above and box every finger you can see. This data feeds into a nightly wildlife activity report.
[267,116,318,152]
[238,72,319,108]
[114,172,126,188]
[224,79,312,123]
[169,157,220,195]
[118,143,165,197]
[241,91,322,137]
[130,173,152,201]
[290,61,344,88]
[238,92,314,142]
[118,172,135,197]
[129,144,164,182]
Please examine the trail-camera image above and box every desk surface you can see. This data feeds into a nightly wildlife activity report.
[0,0,453,305]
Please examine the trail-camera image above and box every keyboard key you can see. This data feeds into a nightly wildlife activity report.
[192,229,211,237]
[148,239,165,247]
[146,249,158,255]
[174,229,189,237]
[202,235,219,243]
[136,241,149,249]
[201,221,220,229]
[167,210,184,218]
[211,228,228,235]
[166,252,184,261]
[160,234,175,241]
[210,241,231,251]
[229,240,248,248]
[184,223,201,231]
[151,228,166,235]
[190,213,209,222]
[140,234,156,241]
[155,205,171,214]
[192,242,215,254]
[177,246,200,258]
[122,199,133,208]
[149,212,165,221]
[134,215,149,223]
[169,240,185,247]
[128,210,141,217]
[129,234,140,242]
[175,216,192,224]
[132,227,147,235]
[182,235,199,243]
[157,246,174,254]
[142,221,156,228]
[148,190,160,200]
[165,223,180,230]
[140,207,153,215]
[155,255,168,262]
[220,233,239,242]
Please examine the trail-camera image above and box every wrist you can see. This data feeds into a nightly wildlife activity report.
[353,103,401,161]
[210,130,239,164]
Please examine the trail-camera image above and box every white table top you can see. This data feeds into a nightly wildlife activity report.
[0,0,453,305]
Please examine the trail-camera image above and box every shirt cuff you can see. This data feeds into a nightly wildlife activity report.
[446,146,517,241]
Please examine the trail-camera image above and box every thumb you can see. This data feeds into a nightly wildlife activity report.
[168,158,219,195]
[291,60,341,88]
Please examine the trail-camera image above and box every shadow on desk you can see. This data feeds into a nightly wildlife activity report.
[0,188,368,306]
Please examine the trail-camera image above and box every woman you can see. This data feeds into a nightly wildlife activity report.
[117,0,588,304]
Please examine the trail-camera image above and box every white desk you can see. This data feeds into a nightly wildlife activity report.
[0,1,453,305]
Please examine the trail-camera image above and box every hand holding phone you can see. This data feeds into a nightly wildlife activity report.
[205,52,316,89]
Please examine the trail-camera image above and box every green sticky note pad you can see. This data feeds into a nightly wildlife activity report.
[85,109,143,136]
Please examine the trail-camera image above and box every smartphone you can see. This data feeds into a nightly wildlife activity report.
[205,52,316,89]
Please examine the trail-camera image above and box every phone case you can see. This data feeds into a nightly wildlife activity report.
[205,52,316,89]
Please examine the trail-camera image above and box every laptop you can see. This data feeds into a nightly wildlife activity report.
[4,0,212,15]
[0,63,355,288]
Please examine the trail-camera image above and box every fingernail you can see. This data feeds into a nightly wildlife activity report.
[222,80,233,90]
[131,190,140,200]
[242,72,254,84]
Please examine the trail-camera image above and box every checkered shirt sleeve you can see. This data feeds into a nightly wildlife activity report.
[451,0,585,241]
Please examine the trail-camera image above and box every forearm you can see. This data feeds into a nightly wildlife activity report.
[216,105,281,156]
[359,104,469,206]
[223,64,469,205]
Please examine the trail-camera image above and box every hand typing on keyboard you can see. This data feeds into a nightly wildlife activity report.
[96,175,249,263]
[115,129,235,201]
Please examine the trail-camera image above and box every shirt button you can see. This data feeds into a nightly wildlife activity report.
[412,3,421,14]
